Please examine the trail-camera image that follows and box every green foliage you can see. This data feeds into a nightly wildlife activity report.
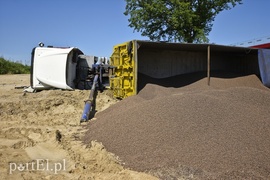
[124,0,242,43]
[0,57,30,74]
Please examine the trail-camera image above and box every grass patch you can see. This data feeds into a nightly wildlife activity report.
[0,57,30,74]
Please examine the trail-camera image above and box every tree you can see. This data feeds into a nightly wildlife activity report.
[124,0,242,43]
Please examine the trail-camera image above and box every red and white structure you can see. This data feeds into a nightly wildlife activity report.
[232,36,270,49]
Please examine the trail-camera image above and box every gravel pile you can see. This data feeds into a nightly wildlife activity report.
[84,72,270,179]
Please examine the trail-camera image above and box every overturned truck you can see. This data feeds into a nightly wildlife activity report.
[30,41,270,99]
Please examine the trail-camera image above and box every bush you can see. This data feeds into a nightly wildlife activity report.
[0,57,30,74]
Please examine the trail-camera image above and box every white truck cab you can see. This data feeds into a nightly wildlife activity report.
[30,44,98,90]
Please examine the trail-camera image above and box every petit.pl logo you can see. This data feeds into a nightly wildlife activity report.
[9,159,66,174]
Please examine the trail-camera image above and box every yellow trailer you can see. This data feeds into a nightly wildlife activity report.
[110,40,260,99]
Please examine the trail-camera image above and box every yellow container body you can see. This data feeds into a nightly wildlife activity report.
[110,41,137,99]
[110,40,260,99]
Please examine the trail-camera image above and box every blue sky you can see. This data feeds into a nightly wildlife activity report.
[0,0,270,65]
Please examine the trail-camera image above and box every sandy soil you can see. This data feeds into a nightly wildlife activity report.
[0,74,157,179]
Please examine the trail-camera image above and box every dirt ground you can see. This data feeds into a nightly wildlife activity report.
[0,74,157,180]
